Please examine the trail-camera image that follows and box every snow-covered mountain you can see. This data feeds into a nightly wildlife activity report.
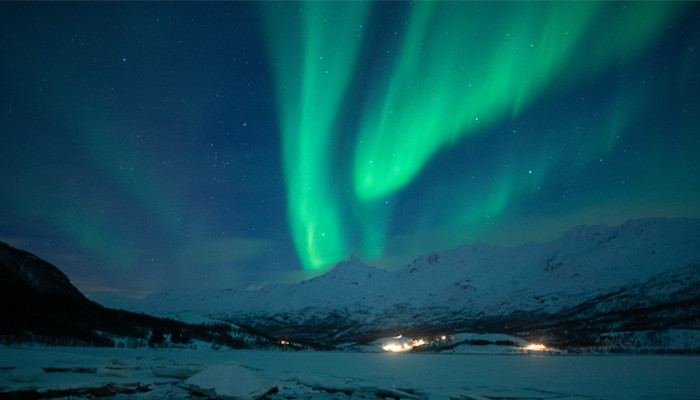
[134,218,700,349]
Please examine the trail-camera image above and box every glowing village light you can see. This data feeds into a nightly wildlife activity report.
[523,343,547,351]
[382,343,411,352]
[381,337,428,352]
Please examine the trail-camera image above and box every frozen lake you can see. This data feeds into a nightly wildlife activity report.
[1,346,699,399]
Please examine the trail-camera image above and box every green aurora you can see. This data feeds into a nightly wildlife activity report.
[1,1,699,302]
[263,2,687,270]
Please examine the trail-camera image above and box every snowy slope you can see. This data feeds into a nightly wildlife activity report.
[134,218,700,345]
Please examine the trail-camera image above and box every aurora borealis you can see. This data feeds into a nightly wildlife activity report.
[1,2,699,306]
[262,2,371,270]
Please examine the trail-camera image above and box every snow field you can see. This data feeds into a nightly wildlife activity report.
[1,346,699,400]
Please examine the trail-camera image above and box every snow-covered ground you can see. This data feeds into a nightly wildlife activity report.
[1,345,699,400]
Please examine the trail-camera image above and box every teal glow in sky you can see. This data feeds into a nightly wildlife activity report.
[262,2,693,270]
[1,2,699,305]
[353,2,681,200]
[262,2,371,270]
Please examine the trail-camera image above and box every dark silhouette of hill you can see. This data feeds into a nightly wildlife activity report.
[0,242,271,348]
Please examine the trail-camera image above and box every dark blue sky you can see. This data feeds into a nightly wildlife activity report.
[1,2,699,308]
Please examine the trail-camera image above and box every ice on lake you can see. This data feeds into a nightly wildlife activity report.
[1,345,699,399]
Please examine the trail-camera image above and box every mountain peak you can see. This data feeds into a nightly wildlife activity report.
[324,255,387,282]
[335,254,367,269]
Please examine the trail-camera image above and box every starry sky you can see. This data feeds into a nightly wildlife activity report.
[1,2,699,308]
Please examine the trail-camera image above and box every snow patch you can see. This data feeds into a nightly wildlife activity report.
[184,362,276,399]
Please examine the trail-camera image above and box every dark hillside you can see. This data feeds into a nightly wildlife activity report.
[0,242,272,348]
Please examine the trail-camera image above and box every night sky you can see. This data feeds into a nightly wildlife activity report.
[1,2,699,308]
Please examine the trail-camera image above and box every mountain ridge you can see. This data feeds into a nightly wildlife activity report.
[134,217,700,350]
